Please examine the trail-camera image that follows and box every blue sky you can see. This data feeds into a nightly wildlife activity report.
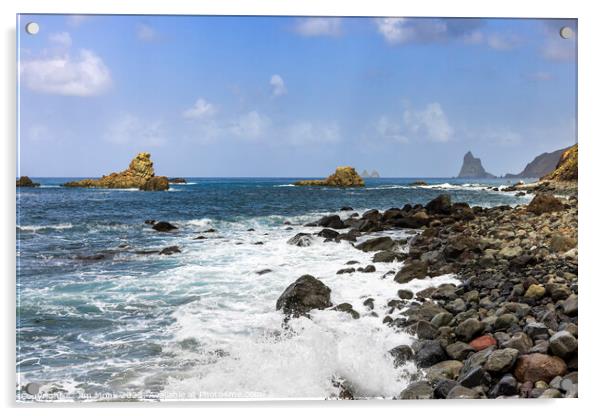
[17,15,577,177]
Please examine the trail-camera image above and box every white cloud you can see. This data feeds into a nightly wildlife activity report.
[374,102,453,144]
[287,122,340,146]
[229,111,271,139]
[541,39,576,61]
[487,33,521,51]
[66,15,89,27]
[105,114,166,147]
[183,98,217,119]
[462,30,484,45]
[403,102,453,142]
[49,32,72,48]
[20,49,111,96]
[375,116,408,143]
[480,128,522,146]
[136,23,158,42]
[270,74,287,97]
[375,18,447,44]
[293,18,342,37]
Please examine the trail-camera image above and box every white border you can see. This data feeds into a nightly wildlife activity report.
[2,0,600,415]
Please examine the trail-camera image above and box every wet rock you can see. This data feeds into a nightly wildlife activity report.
[159,246,181,255]
[399,381,433,400]
[458,366,491,388]
[287,233,313,247]
[514,353,567,383]
[414,340,447,368]
[431,311,453,328]
[256,269,272,275]
[75,253,107,261]
[394,260,429,284]
[372,251,407,263]
[336,268,356,275]
[524,322,549,340]
[276,275,332,317]
[362,298,374,310]
[484,348,519,373]
[317,228,339,239]
[415,320,439,340]
[360,265,376,273]
[355,236,396,252]
[433,380,459,399]
[317,215,346,229]
[333,303,360,319]
[549,331,578,358]
[152,221,178,232]
[397,289,414,300]
[340,206,354,211]
[389,345,414,367]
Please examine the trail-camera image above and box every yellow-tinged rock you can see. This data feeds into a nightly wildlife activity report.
[294,166,365,187]
[525,284,545,299]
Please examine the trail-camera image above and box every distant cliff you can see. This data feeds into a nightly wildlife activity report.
[542,144,578,182]
[457,151,496,179]
[361,169,380,178]
[504,147,570,179]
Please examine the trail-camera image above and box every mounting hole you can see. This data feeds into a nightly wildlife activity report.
[559,26,573,39]
[25,22,39,35]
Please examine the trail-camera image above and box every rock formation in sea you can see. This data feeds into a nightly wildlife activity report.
[541,144,577,182]
[63,152,169,191]
[16,176,40,187]
[294,166,365,187]
[505,146,571,179]
[457,151,496,179]
[168,178,187,184]
[361,169,380,178]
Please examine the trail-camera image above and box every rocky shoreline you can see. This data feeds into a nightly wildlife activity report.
[275,189,578,399]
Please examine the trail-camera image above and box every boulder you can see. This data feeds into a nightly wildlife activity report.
[446,385,481,399]
[317,215,346,229]
[514,353,567,383]
[399,381,433,400]
[317,228,339,239]
[389,345,414,367]
[333,303,360,319]
[454,318,484,342]
[527,193,565,215]
[16,176,40,187]
[484,348,519,372]
[425,194,452,215]
[548,331,578,358]
[287,233,313,247]
[425,360,464,382]
[276,275,333,316]
[294,166,365,187]
[140,176,169,191]
[394,260,429,284]
[414,340,447,367]
[373,251,406,263]
[355,236,396,252]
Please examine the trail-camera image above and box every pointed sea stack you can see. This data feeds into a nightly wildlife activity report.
[457,151,496,179]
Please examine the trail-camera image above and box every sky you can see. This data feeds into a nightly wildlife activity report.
[17,15,577,177]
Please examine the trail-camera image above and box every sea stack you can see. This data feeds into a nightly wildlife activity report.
[16,176,40,187]
[457,151,496,179]
[63,152,169,191]
[294,166,365,187]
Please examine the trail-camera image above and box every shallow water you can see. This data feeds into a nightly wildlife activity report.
[16,177,533,401]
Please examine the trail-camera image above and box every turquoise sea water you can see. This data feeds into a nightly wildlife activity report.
[16,177,533,400]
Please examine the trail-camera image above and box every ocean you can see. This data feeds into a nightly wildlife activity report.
[16,177,534,401]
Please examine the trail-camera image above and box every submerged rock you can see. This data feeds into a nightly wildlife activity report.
[276,275,333,317]
[152,221,178,232]
[287,233,313,247]
[294,166,365,187]
[355,236,396,252]
[159,246,181,255]
[168,177,187,183]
